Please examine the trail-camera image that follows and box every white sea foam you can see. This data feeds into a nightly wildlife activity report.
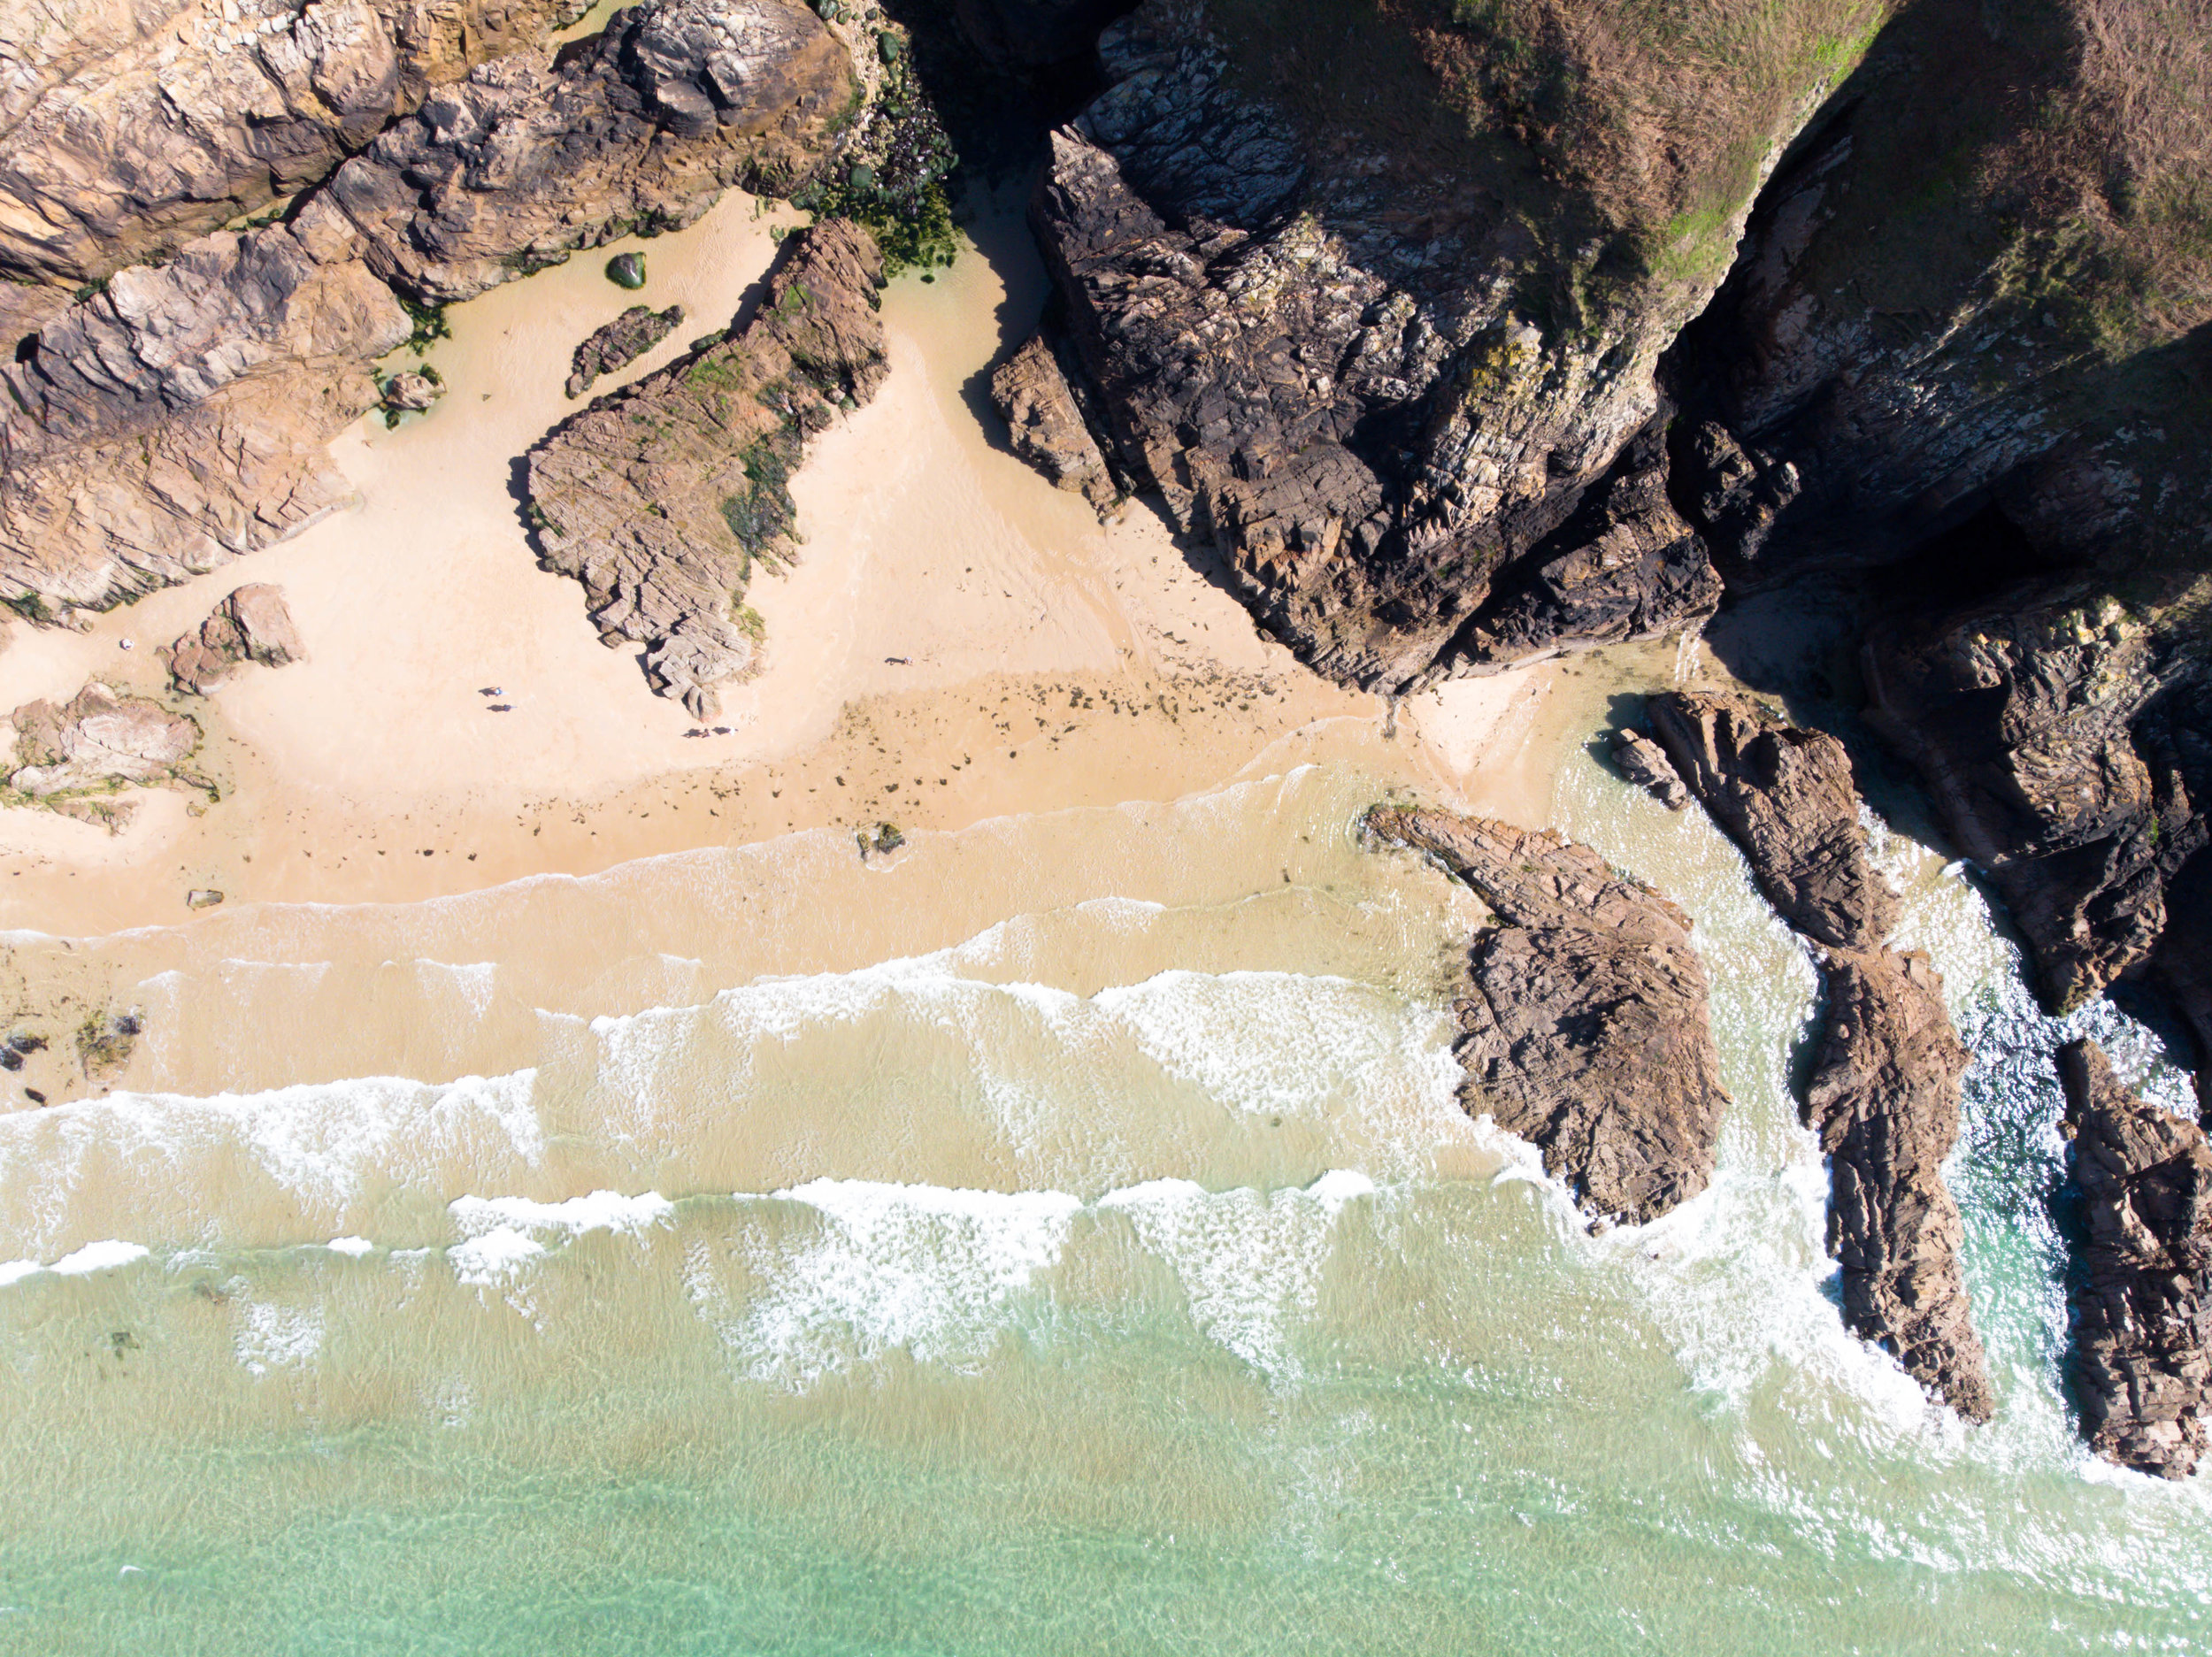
[1102,1171,1377,1382]
[325,1236,375,1257]
[50,1239,150,1276]
[707,1179,1085,1385]
[0,1070,545,1255]
[446,1189,675,1287]
[234,1300,323,1377]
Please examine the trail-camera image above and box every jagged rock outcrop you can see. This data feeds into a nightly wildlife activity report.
[568,303,686,398]
[0,0,592,288]
[2060,1038,2212,1478]
[381,368,446,413]
[1365,806,1730,1226]
[1808,947,1994,1421]
[4,682,200,796]
[1864,581,2212,1023]
[167,583,306,693]
[1611,728,1687,811]
[524,219,887,717]
[1647,689,1992,1415]
[988,333,1118,516]
[0,0,857,620]
[1010,0,1875,689]
[1647,689,1899,951]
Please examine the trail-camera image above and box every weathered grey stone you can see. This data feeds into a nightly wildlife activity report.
[7,681,199,795]
[1648,689,1899,952]
[1612,727,1688,811]
[989,334,1118,516]
[1808,947,1994,1422]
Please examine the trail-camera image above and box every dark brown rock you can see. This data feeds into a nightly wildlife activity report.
[1366,806,1730,1226]
[1647,689,1899,952]
[0,0,592,288]
[568,304,687,399]
[1808,947,1994,1422]
[167,583,306,694]
[1611,728,1688,811]
[524,220,887,717]
[989,334,1119,516]
[1863,584,2210,1017]
[2060,1038,2212,1478]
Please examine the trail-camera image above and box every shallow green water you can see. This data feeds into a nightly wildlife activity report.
[2,758,2203,1655]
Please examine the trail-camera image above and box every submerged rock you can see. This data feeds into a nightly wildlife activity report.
[168,584,305,694]
[1807,947,1995,1422]
[568,304,687,398]
[1366,806,1730,1226]
[525,220,887,717]
[6,682,199,797]
[1647,689,1898,952]
[2060,1039,2212,1480]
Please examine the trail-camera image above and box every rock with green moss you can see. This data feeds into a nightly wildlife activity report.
[605,253,648,290]
[524,221,889,718]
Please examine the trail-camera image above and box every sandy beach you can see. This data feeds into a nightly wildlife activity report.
[0,185,1580,942]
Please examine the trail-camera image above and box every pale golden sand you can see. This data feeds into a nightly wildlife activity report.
[0,188,1581,941]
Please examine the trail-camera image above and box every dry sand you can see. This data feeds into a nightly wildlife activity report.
[0,186,1582,943]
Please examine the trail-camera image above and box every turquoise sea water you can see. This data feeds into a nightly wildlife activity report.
[2,757,2204,1654]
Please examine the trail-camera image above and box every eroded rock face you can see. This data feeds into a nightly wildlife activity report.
[1010,0,1870,690]
[0,0,856,620]
[1864,582,2211,1017]
[6,682,199,796]
[0,0,592,289]
[168,583,306,693]
[2060,1038,2212,1479]
[568,304,686,398]
[1648,689,1899,951]
[524,219,887,717]
[1366,806,1730,1225]
[1808,947,1994,1422]
[1611,728,1688,811]
[988,334,1118,516]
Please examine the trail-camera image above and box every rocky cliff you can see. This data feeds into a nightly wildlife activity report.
[2060,1038,2212,1478]
[1365,805,1731,1226]
[524,219,888,716]
[0,0,857,622]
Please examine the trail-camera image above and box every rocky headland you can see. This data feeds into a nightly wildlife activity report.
[1366,805,1730,1227]
[985,0,2211,1099]
[2060,1038,2212,1478]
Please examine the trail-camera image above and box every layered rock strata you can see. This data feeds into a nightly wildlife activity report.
[1365,806,1730,1226]
[2060,1038,2212,1479]
[1647,689,1898,951]
[1610,729,1687,811]
[5,683,200,797]
[0,0,856,620]
[0,0,592,288]
[523,219,887,717]
[167,583,306,693]
[568,304,687,398]
[1644,689,1993,1416]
